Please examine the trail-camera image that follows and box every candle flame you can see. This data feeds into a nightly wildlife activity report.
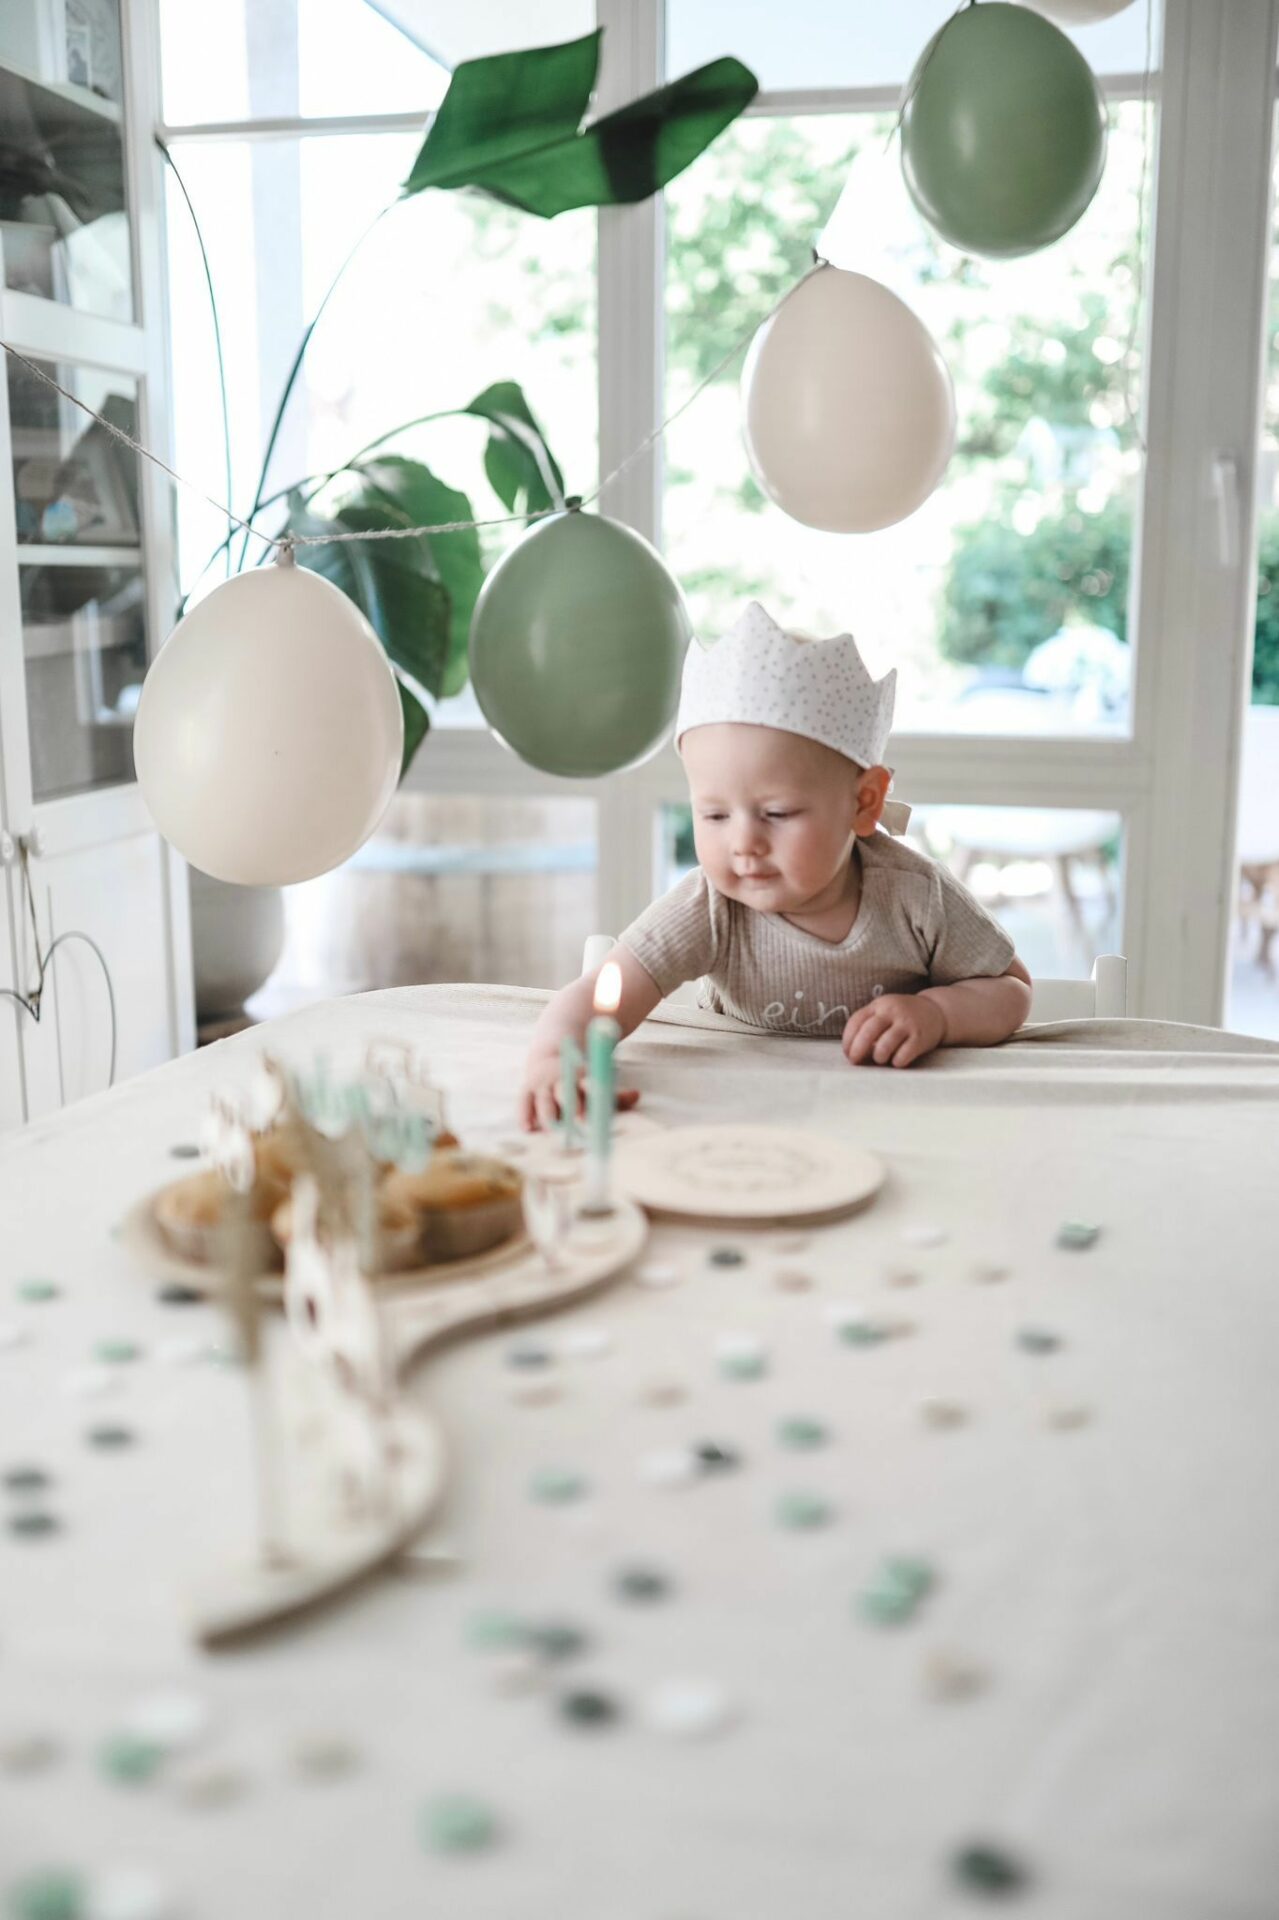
[594,960,623,1015]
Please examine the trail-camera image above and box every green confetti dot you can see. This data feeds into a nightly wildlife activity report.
[1056,1221,1100,1251]
[718,1351,767,1381]
[839,1319,890,1347]
[420,1793,499,1854]
[527,1620,589,1662]
[856,1556,937,1625]
[952,1841,1029,1896]
[93,1340,142,1365]
[463,1610,527,1652]
[528,1467,587,1505]
[97,1732,165,1784]
[16,1281,59,1304]
[776,1417,828,1450]
[776,1491,833,1530]
[85,1426,135,1451]
[6,1869,84,1920]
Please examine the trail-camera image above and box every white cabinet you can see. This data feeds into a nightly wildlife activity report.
[0,0,193,1132]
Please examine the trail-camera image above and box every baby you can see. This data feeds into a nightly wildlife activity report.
[520,602,1030,1129]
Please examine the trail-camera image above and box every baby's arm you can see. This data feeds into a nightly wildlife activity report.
[520,945,664,1131]
[843,958,1031,1068]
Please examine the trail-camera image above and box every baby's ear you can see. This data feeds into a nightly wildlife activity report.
[853,765,892,833]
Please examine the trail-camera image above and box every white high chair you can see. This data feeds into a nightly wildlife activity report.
[580,936,1128,1024]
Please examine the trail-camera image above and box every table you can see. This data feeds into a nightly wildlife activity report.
[3,985,1279,1919]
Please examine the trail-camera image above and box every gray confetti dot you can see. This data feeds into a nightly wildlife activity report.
[708,1247,745,1268]
[1016,1328,1062,1355]
[8,1510,59,1539]
[0,1733,61,1774]
[558,1688,620,1728]
[290,1734,358,1780]
[4,1464,51,1494]
[613,1564,671,1603]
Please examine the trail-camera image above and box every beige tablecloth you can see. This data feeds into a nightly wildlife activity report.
[3,987,1279,1919]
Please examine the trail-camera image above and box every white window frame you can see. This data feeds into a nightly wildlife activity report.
[156,0,1279,1022]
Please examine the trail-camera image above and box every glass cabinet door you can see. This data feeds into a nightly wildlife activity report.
[0,0,133,323]
[8,354,147,800]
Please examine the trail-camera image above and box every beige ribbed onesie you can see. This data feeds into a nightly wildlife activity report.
[619,831,1015,1035]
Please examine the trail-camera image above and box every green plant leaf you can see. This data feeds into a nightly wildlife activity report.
[463,382,564,515]
[403,32,757,218]
[355,455,484,697]
[285,489,450,777]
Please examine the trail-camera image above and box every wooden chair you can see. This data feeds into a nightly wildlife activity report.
[580,936,1128,1023]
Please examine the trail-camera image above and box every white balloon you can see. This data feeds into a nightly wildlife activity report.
[1024,0,1134,21]
[740,266,956,534]
[135,560,403,886]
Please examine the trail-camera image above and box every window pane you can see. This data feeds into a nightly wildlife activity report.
[166,131,596,725]
[659,803,1122,982]
[22,560,147,800]
[663,105,1150,737]
[248,793,597,1013]
[666,0,1160,94]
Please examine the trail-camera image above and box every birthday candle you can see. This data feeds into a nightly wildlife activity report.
[583,961,622,1212]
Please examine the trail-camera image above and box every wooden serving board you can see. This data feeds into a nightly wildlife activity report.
[611,1122,885,1223]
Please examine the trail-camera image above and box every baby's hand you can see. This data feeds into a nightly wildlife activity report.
[519,1052,642,1132]
[842,994,947,1070]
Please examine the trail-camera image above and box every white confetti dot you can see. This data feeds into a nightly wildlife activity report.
[0,1323,30,1352]
[635,1262,681,1289]
[123,1691,210,1753]
[638,1448,699,1489]
[85,1868,175,1920]
[62,1366,121,1401]
[489,1651,543,1695]
[156,1335,214,1367]
[643,1678,736,1739]
[902,1224,948,1249]
[822,1300,868,1329]
[713,1332,766,1364]
[558,1327,612,1359]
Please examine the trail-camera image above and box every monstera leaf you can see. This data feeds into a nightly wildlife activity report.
[403,31,758,217]
[463,381,564,518]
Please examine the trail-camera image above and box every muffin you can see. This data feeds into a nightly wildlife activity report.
[154,1168,284,1269]
[270,1186,423,1275]
[382,1151,523,1263]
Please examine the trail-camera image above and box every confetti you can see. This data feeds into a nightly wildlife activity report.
[557,1688,620,1728]
[714,1334,768,1381]
[122,1692,209,1753]
[951,1842,1029,1896]
[920,1399,968,1429]
[773,1269,813,1293]
[465,1610,527,1652]
[174,1766,247,1810]
[508,1379,561,1408]
[505,1342,553,1370]
[838,1319,893,1348]
[528,1467,587,1504]
[86,1426,136,1451]
[708,1247,745,1268]
[94,1340,142,1365]
[1046,1403,1092,1431]
[420,1794,499,1854]
[638,1379,686,1407]
[156,1285,205,1307]
[7,1870,83,1920]
[635,1262,681,1289]
[528,1621,590,1662]
[637,1448,698,1488]
[886,1267,921,1289]
[643,1678,735,1740]
[1016,1328,1062,1355]
[776,1417,828,1450]
[924,1650,989,1703]
[8,1511,59,1540]
[612,1564,671,1603]
[0,1323,30,1351]
[971,1264,1011,1285]
[98,1734,166,1785]
[488,1652,543,1696]
[84,1866,174,1920]
[169,1143,201,1160]
[16,1281,59,1303]
[901,1225,947,1249]
[775,1491,833,1530]
[775,1237,810,1255]
[3,1465,52,1494]
[557,1327,612,1359]
[0,1734,61,1774]
[1056,1221,1100,1251]
[857,1557,937,1626]
[694,1442,740,1473]
[290,1735,358,1780]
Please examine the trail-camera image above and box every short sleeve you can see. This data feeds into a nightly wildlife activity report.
[618,869,718,997]
[925,862,1016,985]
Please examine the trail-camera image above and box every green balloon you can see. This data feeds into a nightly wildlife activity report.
[468,506,691,777]
[901,2,1106,259]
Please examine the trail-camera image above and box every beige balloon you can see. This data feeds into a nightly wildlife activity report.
[740,266,956,534]
[134,559,403,886]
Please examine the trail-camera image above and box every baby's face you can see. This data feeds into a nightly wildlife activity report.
[681,724,882,915]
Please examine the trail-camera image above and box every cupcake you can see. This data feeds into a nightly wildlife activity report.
[382,1151,523,1263]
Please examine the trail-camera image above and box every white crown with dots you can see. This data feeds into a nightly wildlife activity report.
[676,601,897,770]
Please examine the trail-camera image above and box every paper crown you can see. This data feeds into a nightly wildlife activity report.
[675,601,897,769]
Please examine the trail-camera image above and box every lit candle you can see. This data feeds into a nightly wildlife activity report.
[558,1034,583,1151]
[582,960,622,1213]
